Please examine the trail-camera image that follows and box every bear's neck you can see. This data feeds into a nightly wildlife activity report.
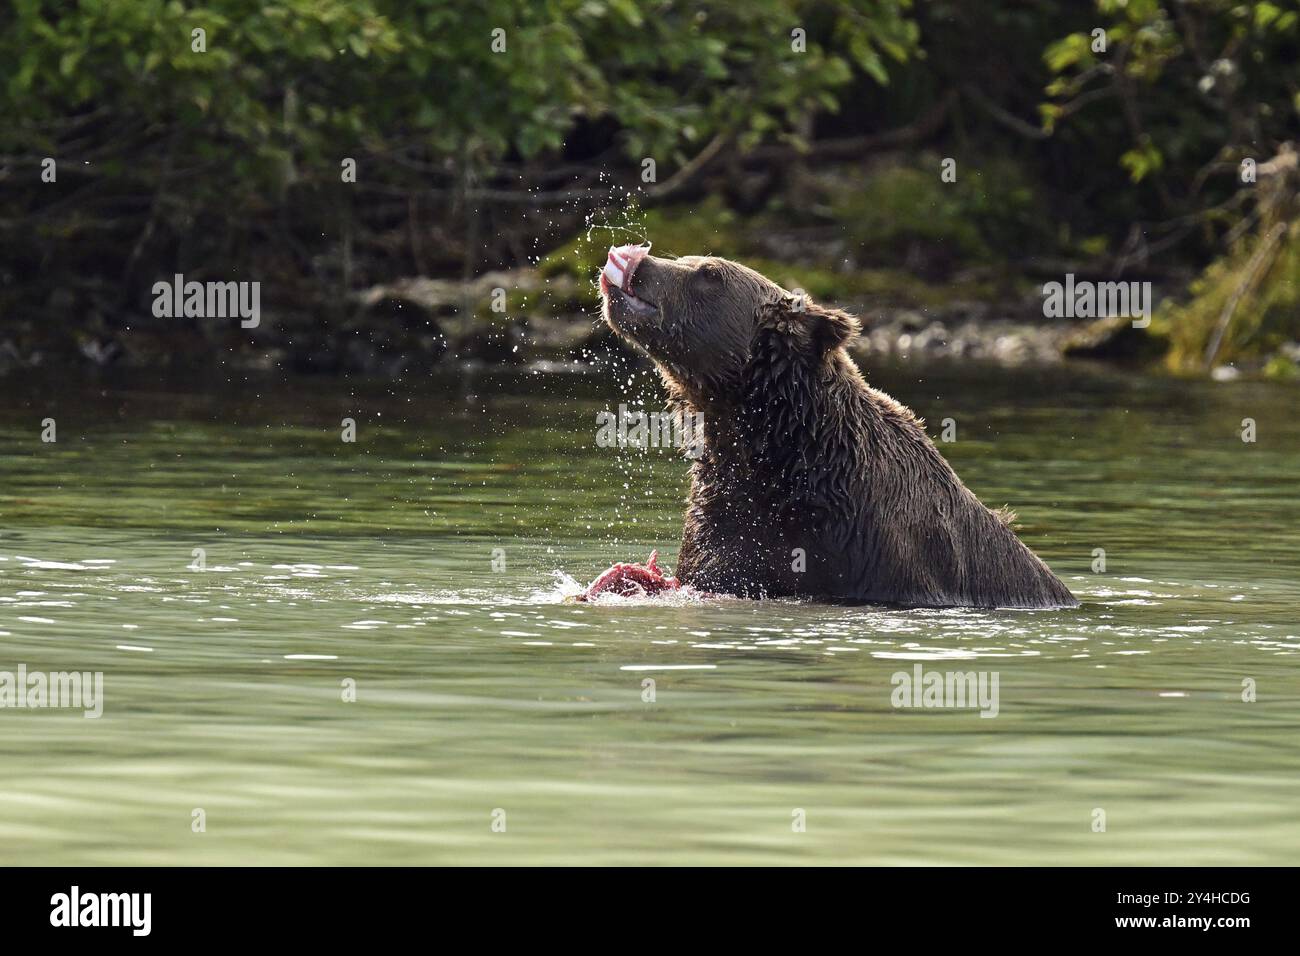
[685,348,875,515]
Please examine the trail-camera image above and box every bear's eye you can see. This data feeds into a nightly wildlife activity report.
[694,261,725,285]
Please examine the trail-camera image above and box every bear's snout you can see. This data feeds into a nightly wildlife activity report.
[601,244,650,295]
[600,244,659,331]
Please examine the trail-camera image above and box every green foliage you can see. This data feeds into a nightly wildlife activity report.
[1162,227,1300,372]
[541,189,1005,309]
[539,196,747,280]
[0,1,919,181]
[1119,137,1164,183]
[825,156,1049,263]
[7,0,1299,376]
[0,0,923,344]
[1045,1,1300,195]
[1047,2,1300,371]
[3,0,404,186]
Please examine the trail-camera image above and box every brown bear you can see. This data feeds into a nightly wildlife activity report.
[599,245,1078,609]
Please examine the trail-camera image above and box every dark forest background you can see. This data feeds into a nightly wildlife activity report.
[3,0,1298,378]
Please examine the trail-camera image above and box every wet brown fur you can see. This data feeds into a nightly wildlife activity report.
[602,253,1077,609]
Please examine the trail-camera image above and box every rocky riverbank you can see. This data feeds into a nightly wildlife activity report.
[6,257,1295,382]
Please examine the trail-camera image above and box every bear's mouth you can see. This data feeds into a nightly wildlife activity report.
[600,244,658,319]
[599,271,658,317]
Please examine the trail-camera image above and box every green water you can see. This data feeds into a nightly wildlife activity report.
[1,361,1297,865]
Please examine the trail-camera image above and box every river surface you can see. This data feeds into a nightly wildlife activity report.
[1,360,1297,865]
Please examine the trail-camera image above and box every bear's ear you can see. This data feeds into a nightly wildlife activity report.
[804,300,861,352]
[760,294,861,353]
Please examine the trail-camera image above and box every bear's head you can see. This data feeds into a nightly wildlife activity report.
[600,245,860,403]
